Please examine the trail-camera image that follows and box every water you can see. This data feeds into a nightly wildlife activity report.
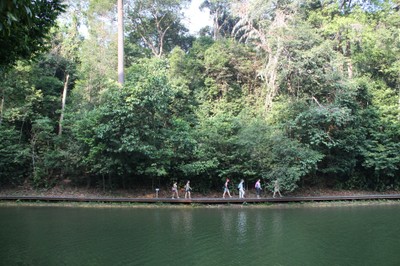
[1,204,400,266]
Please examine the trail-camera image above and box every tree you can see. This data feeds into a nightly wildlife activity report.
[125,0,192,57]
[71,0,118,108]
[71,57,197,188]
[201,39,261,103]
[0,126,30,186]
[232,0,299,111]
[200,0,238,40]
[0,0,65,69]
[118,0,124,84]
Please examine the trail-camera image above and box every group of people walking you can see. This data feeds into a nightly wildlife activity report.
[172,179,282,199]
[172,180,192,199]
[222,178,281,199]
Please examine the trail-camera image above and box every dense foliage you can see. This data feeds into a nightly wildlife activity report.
[0,0,399,193]
[0,0,65,69]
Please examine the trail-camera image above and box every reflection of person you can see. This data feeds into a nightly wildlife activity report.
[255,179,262,198]
[184,180,192,199]
[222,178,232,198]
[273,179,282,198]
[171,182,179,199]
[238,179,245,199]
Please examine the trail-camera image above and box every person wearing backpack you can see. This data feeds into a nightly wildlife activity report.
[184,180,192,199]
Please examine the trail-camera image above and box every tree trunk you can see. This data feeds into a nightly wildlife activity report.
[31,138,36,178]
[264,41,283,112]
[58,73,69,136]
[102,174,106,193]
[118,0,124,84]
[213,7,220,40]
[346,41,353,79]
[398,87,400,121]
[0,94,4,126]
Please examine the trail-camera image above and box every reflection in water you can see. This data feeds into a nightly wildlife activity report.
[236,211,247,244]
[254,210,264,237]
[182,210,193,235]
[170,209,181,232]
[169,210,194,236]
[1,205,400,266]
[271,209,284,241]
[221,209,234,235]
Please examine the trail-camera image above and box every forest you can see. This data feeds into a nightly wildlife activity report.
[0,0,399,194]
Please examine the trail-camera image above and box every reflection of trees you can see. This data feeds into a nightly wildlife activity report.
[221,209,234,235]
[254,211,265,241]
[271,210,284,238]
[168,209,194,239]
[182,210,193,235]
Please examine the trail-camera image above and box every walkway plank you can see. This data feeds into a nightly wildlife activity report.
[1,194,400,204]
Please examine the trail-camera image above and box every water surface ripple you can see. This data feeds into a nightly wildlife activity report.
[1,204,400,265]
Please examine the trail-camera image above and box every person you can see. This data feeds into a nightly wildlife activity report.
[238,179,245,199]
[255,179,262,198]
[171,181,179,199]
[184,180,192,199]
[222,178,232,198]
[273,179,282,198]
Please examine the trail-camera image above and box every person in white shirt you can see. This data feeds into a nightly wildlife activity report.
[255,179,262,198]
[238,179,245,199]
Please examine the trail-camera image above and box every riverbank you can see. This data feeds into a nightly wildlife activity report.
[1,197,400,209]
[1,185,400,207]
[0,185,398,199]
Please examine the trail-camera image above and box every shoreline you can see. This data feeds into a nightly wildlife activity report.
[1,199,400,209]
[1,186,400,208]
[1,196,400,209]
[1,186,399,198]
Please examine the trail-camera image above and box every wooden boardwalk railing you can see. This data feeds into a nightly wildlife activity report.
[1,194,400,204]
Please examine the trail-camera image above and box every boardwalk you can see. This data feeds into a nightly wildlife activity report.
[1,194,400,204]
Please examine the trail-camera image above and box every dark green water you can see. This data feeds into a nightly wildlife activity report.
[1,204,400,266]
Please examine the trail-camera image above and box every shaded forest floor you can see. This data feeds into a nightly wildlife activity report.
[0,183,399,199]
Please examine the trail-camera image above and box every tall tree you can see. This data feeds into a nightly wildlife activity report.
[200,0,238,40]
[125,0,191,57]
[232,0,299,111]
[118,0,124,84]
[71,0,118,108]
